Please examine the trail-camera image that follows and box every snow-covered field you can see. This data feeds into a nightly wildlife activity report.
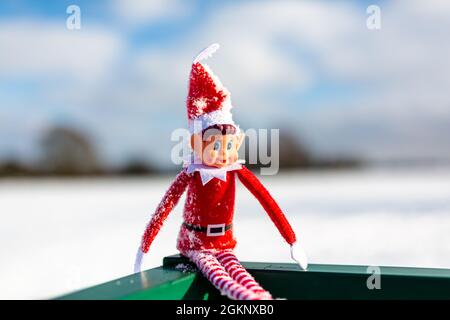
[1,168,450,299]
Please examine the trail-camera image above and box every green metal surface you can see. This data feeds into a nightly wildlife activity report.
[58,255,450,300]
[58,266,197,300]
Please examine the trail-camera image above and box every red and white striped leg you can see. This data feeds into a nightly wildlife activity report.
[183,250,263,300]
[215,250,273,300]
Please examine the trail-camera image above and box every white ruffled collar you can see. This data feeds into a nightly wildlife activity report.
[184,158,244,185]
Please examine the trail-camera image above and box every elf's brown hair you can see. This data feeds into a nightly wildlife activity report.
[201,124,237,139]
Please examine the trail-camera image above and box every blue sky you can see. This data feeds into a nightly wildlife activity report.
[1,0,450,169]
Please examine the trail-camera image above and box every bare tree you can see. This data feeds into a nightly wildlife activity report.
[40,127,100,175]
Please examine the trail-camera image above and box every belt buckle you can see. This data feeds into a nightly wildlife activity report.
[206,223,226,236]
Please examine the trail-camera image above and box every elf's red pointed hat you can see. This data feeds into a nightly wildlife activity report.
[187,43,238,134]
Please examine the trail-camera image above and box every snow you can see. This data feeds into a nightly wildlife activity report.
[193,43,220,64]
[174,263,195,273]
[190,103,236,134]
[1,168,450,299]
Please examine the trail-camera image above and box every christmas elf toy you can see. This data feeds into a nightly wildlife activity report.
[134,44,308,300]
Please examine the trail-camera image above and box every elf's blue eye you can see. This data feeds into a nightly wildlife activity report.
[227,141,233,150]
[213,141,221,151]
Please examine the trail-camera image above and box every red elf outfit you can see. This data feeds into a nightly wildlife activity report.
[135,44,307,300]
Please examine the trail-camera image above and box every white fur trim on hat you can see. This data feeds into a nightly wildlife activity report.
[188,99,238,134]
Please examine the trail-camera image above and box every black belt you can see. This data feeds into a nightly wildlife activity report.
[183,222,233,236]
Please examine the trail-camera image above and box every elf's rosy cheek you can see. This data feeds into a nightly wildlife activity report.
[201,151,216,165]
[209,151,218,160]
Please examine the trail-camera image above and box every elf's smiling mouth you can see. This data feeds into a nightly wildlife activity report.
[213,159,228,167]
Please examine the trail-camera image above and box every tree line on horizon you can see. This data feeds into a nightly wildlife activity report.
[0,126,361,178]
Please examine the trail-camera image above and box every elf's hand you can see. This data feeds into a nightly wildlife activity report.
[290,242,308,271]
[134,247,144,273]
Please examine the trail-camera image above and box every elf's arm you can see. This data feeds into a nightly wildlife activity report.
[236,165,308,270]
[134,169,191,272]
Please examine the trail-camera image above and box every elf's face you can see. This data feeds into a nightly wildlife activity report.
[191,132,245,168]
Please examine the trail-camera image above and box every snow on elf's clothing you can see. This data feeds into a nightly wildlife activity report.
[136,44,301,300]
[140,164,297,253]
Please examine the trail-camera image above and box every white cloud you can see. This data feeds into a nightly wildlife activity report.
[112,0,191,27]
[0,20,124,82]
[0,19,126,164]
